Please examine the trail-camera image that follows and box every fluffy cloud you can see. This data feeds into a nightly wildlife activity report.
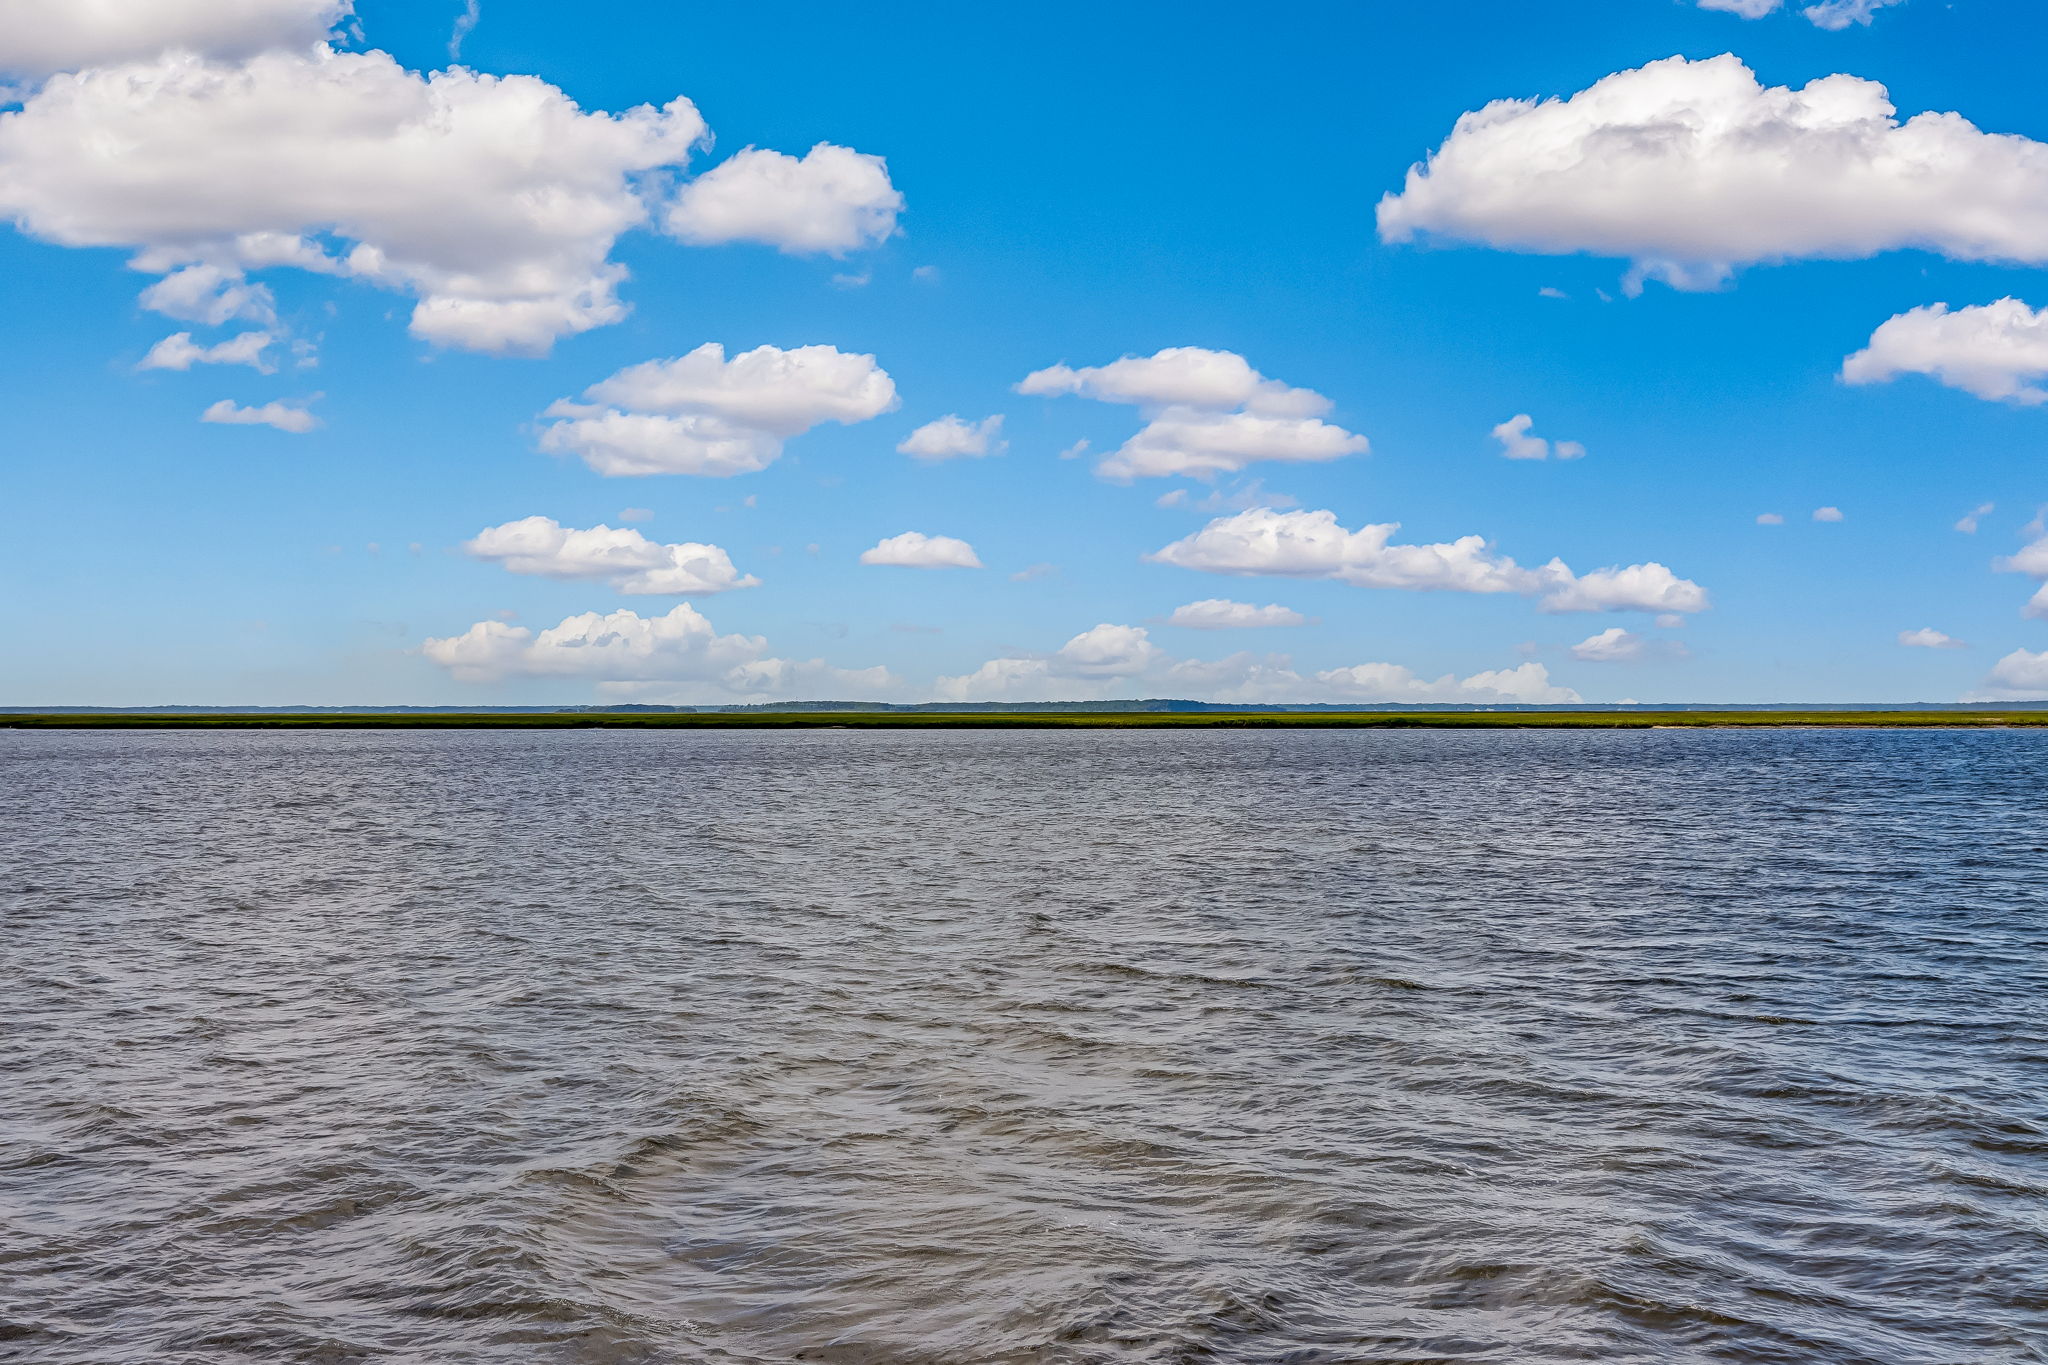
[665,143,902,254]
[1956,502,1995,534]
[137,330,274,372]
[0,0,347,79]
[1994,537,2048,619]
[422,603,893,699]
[138,263,277,326]
[1756,513,1785,525]
[1308,661,1580,705]
[462,516,757,595]
[1378,55,2048,293]
[1017,346,1367,480]
[1164,599,1311,629]
[1898,627,1965,649]
[897,414,1005,461]
[1540,564,1708,614]
[201,397,315,432]
[0,47,710,353]
[1971,649,2048,700]
[1098,410,1367,481]
[1842,300,2048,404]
[1813,506,1845,522]
[1801,0,1906,26]
[1019,347,1324,413]
[539,343,896,476]
[937,621,1581,704]
[1149,508,1709,614]
[1491,413,1586,461]
[859,532,982,569]
[1570,627,1646,661]
[1697,0,1782,16]
[0,41,898,354]
[1698,0,1905,26]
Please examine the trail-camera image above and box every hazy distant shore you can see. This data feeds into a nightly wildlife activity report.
[6,710,2047,730]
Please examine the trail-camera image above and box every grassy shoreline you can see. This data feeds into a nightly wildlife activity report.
[4,710,2046,730]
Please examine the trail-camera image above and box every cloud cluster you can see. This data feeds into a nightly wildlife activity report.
[1994,536,2048,619]
[1149,508,1708,614]
[859,532,982,568]
[1163,599,1310,629]
[463,516,758,595]
[1491,413,1585,460]
[666,144,902,255]
[540,343,897,476]
[1570,628,1645,662]
[0,0,348,79]
[1378,55,2048,293]
[1843,299,2048,404]
[0,32,900,354]
[201,397,316,432]
[1698,0,1904,27]
[897,414,1005,461]
[1017,346,1367,480]
[1974,649,2048,700]
[422,603,894,699]
[0,47,709,353]
[137,330,274,373]
[936,622,1581,704]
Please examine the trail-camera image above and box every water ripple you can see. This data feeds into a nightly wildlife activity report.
[2,727,2045,1363]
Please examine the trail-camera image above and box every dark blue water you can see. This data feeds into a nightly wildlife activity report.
[2,727,2044,1363]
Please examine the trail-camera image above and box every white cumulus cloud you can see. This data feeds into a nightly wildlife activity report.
[1163,599,1311,629]
[1813,506,1845,522]
[1148,507,1708,614]
[1956,502,1995,534]
[462,516,757,595]
[665,143,902,255]
[0,41,898,354]
[421,603,893,700]
[539,343,897,476]
[1994,536,2048,619]
[0,0,348,79]
[1378,55,2048,293]
[937,621,1581,705]
[1017,346,1367,480]
[1309,661,1580,705]
[1970,648,2048,700]
[1019,347,1323,412]
[897,414,1005,461]
[1491,413,1586,461]
[1570,627,1646,661]
[1843,300,2048,404]
[200,397,315,432]
[1898,627,1965,649]
[0,47,712,353]
[138,263,277,326]
[859,532,982,569]
[137,330,274,372]
[1097,409,1367,481]
[1699,0,1906,26]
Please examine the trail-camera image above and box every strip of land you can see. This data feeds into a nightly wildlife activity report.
[4,711,2046,729]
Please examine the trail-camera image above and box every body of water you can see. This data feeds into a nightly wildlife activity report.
[3,727,2044,1363]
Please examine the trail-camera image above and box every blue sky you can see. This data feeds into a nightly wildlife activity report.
[6,0,2048,705]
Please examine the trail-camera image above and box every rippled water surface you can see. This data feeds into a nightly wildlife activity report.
[4,727,2046,1364]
